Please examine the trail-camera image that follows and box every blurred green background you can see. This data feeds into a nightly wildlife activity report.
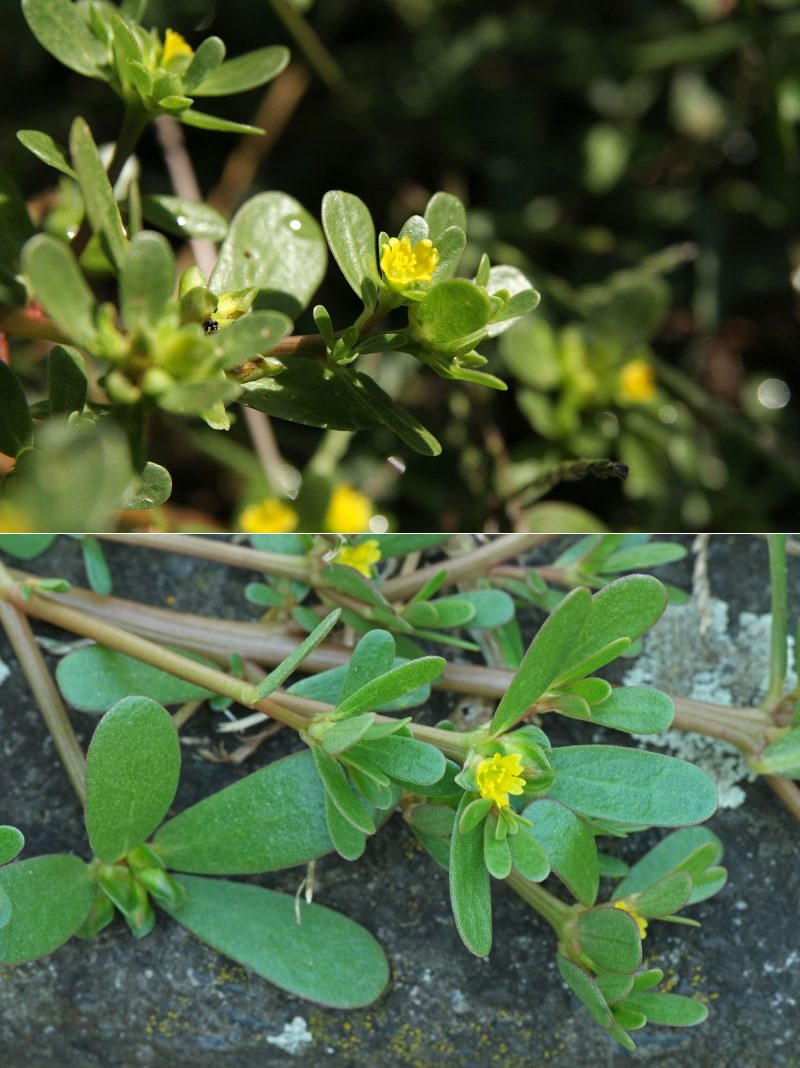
[4,0,800,531]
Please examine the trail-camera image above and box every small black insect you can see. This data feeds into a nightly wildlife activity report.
[203,318,219,334]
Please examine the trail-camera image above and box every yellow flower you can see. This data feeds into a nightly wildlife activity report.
[162,29,194,63]
[613,900,648,940]
[0,503,34,533]
[476,753,526,808]
[336,539,382,578]
[239,498,298,534]
[380,235,439,289]
[619,359,656,404]
[324,484,373,534]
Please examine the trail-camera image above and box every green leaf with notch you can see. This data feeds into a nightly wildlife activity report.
[523,798,597,905]
[548,746,718,827]
[70,116,127,269]
[57,645,216,711]
[86,696,181,862]
[21,234,97,348]
[489,587,592,736]
[164,875,388,1007]
[0,855,94,963]
[578,906,642,973]
[155,751,333,873]
[450,792,492,956]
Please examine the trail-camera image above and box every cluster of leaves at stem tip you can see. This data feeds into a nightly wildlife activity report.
[1,548,729,1049]
[0,0,540,528]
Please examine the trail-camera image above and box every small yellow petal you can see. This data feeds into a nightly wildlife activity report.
[163,29,194,64]
[380,233,440,290]
[613,900,649,939]
[475,753,527,808]
[239,498,298,534]
[618,359,656,404]
[324,484,373,534]
[335,539,382,578]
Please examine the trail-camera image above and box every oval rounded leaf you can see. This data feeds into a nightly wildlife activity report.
[522,798,597,904]
[165,875,388,1007]
[335,656,446,717]
[321,190,381,301]
[0,534,57,559]
[120,230,176,330]
[0,855,93,963]
[22,0,107,77]
[449,793,492,957]
[577,906,642,973]
[557,954,613,1029]
[193,45,289,96]
[0,826,25,866]
[508,825,550,882]
[547,745,718,827]
[57,645,216,712]
[210,191,327,318]
[622,991,708,1026]
[350,736,446,787]
[21,234,97,349]
[86,697,181,862]
[613,826,724,902]
[632,871,692,918]
[141,195,228,242]
[154,750,332,874]
[17,129,77,179]
[590,687,675,734]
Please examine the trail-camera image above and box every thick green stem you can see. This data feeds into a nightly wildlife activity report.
[506,869,573,935]
[765,533,788,710]
[0,595,87,806]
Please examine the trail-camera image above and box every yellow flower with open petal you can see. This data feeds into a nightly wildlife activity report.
[163,29,194,64]
[476,753,526,808]
[336,539,382,578]
[324,484,372,534]
[239,498,298,534]
[619,359,656,404]
[380,235,439,289]
[614,900,649,939]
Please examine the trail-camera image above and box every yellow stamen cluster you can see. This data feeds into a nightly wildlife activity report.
[619,359,656,404]
[380,235,439,289]
[239,498,298,534]
[324,484,373,534]
[163,29,194,64]
[476,753,526,808]
[336,539,382,578]
[613,900,648,939]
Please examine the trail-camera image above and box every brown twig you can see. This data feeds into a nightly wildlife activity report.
[763,775,800,824]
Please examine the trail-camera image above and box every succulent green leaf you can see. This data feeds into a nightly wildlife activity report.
[119,462,173,510]
[17,130,76,178]
[595,972,634,1004]
[322,713,376,755]
[483,819,512,879]
[522,798,598,904]
[577,906,642,973]
[141,195,228,242]
[557,955,614,1029]
[450,792,492,956]
[211,191,327,318]
[335,656,445,717]
[176,109,265,136]
[48,345,87,416]
[119,230,175,329]
[339,629,396,701]
[0,827,25,866]
[631,870,692,917]
[548,745,718,827]
[490,587,592,736]
[631,968,664,992]
[321,190,381,303]
[240,361,378,432]
[564,576,668,677]
[595,542,687,573]
[405,597,476,629]
[350,371,443,456]
[548,637,631,688]
[22,0,108,77]
[0,534,58,559]
[431,226,467,281]
[349,735,446,787]
[192,45,289,96]
[85,697,180,862]
[70,116,127,269]
[165,875,388,1007]
[21,234,97,348]
[484,265,541,338]
[407,804,456,838]
[155,751,334,873]
[457,589,515,628]
[508,825,550,882]
[613,827,724,903]
[57,645,215,711]
[755,726,800,778]
[324,792,367,861]
[424,192,467,240]
[80,534,112,594]
[312,747,376,835]
[622,992,708,1026]
[415,279,491,353]
[183,36,226,93]
[209,311,292,371]
[356,534,449,558]
[0,855,94,963]
[0,363,34,459]
[589,686,675,734]
[252,609,341,699]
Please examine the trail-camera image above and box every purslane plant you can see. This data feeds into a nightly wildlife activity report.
[0,548,726,1051]
[0,0,540,531]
